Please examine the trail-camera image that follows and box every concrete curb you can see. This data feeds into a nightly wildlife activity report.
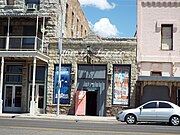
[0,113,117,123]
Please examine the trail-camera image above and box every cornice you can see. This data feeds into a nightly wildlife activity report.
[141,1,180,7]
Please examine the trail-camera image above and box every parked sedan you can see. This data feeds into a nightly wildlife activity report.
[116,100,180,126]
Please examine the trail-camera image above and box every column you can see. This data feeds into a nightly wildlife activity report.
[0,57,4,114]
[30,57,36,115]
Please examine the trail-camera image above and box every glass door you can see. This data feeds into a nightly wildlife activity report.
[29,84,44,113]
[4,85,22,112]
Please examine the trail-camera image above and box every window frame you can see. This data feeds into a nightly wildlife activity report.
[161,24,173,50]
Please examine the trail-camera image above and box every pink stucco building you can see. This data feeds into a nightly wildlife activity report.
[136,0,180,106]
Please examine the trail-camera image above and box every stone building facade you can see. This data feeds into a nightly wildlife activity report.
[0,0,91,114]
[136,0,180,106]
[47,34,137,116]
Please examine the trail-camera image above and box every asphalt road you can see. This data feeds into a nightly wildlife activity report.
[0,118,179,135]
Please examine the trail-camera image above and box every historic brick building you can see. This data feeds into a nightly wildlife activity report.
[47,33,137,116]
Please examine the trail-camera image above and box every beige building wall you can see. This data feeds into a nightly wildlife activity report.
[137,0,180,77]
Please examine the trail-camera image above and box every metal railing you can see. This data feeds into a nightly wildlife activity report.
[0,36,46,54]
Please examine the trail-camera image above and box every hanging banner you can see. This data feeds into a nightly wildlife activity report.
[113,65,130,105]
[54,65,71,104]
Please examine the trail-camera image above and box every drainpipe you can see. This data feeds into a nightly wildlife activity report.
[30,57,36,115]
[0,57,4,114]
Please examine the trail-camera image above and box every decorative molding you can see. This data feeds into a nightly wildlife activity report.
[156,20,178,33]
[141,1,180,7]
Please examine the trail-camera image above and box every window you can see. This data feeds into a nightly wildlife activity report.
[143,102,157,109]
[81,25,83,37]
[23,26,36,48]
[159,102,173,108]
[161,24,173,50]
[151,71,162,76]
[65,4,69,27]
[71,12,74,29]
[5,65,22,83]
[7,0,14,5]
[26,0,40,4]
[30,66,45,82]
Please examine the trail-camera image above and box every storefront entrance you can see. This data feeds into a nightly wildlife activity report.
[4,85,22,112]
[29,84,44,113]
[86,91,97,116]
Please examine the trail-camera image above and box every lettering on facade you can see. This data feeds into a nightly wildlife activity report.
[62,48,126,60]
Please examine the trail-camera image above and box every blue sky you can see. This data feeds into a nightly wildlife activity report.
[79,0,136,38]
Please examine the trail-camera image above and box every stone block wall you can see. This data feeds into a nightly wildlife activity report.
[47,34,137,116]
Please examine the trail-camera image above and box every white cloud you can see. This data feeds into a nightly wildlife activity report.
[92,18,119,38]
[79,0,116,10]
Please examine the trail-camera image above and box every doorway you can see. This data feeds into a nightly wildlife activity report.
[29,84,44,113]
[4,85,22,112]
[86,91,97,116]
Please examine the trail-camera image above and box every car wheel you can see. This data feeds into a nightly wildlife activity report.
[125,114,136,124]
[170,116,180,126]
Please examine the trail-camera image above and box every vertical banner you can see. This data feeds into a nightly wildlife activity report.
[113,65,130,105]
[54,65,70,104]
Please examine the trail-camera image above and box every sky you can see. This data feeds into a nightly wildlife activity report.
[78,0,136,38]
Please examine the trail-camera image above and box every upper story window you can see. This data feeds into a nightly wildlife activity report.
[161,24,173,50]
[26,0,40,4]
[71,12,74,29]
[7,0,14,5]
[26,0,40,10]
[65,4,69,27]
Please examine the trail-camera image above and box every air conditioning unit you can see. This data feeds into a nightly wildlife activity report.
[27,3,37,10]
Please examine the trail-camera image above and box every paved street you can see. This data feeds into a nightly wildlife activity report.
[0,117,179,135]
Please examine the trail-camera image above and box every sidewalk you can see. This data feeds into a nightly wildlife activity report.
[0,113,117,123]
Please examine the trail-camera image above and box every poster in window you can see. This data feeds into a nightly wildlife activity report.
[54,65,71,104]
[113,65,130,105]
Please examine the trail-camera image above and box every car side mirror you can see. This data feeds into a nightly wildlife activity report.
[140,107,142,111]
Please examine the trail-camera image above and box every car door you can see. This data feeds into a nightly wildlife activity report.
[138,101,157,121]
[156,102,174,122]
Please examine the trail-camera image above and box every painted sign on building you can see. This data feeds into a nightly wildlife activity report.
[54,65,71,104]
[113,65,130,105]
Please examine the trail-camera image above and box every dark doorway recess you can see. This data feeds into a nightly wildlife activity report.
[86,91,97,116]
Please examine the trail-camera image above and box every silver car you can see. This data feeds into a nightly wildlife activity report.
[116,100,180,126]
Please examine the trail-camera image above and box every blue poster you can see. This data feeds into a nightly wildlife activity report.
[54,66,70,104]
